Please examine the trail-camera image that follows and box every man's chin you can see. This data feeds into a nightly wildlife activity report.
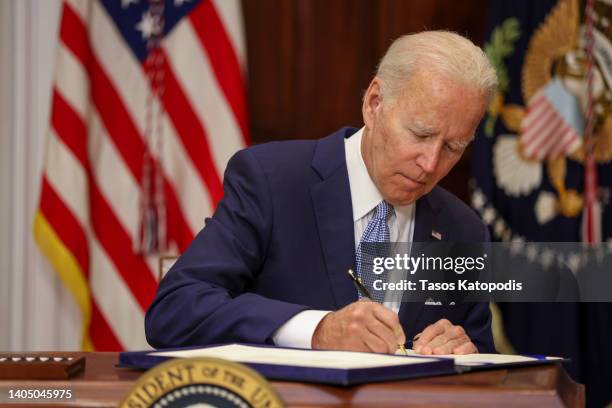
[386,193,419,207]
[388,185,436,206]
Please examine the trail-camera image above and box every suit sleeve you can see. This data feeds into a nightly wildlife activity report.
[463,302,495,353]
[145,149,310,348]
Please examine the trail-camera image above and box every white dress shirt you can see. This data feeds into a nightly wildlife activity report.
[272,128,415,348]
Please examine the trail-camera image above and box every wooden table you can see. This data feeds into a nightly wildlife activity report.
[0,352,584,407]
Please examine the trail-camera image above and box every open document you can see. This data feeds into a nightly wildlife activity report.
[119,344,565,385]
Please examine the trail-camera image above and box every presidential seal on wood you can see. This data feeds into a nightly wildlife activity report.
[119,357,285,408]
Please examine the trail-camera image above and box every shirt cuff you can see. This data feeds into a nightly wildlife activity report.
[271,310,332,349]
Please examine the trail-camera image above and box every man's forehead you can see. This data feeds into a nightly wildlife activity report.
[394,68,483,105]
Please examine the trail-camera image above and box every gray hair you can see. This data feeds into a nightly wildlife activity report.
[376,31,498,103]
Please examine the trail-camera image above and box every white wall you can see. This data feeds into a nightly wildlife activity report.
[0,0,81,351]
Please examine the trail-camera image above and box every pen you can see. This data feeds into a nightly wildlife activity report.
[346,269,408,355]
[347,268,372,298]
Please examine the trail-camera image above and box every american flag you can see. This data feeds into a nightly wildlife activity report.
[519,78,583,161]
[33,0,248,351]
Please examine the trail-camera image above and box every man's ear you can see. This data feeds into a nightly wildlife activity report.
[362,78,384,128]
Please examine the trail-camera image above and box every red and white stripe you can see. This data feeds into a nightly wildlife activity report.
[519,92,582,161]
[36,0,248,350]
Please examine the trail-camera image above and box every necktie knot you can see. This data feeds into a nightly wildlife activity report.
[373,201,393,222]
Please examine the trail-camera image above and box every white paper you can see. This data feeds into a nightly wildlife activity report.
[151,344,441,369]
[398,349,562,366]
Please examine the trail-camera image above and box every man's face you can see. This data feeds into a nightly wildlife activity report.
[361,69,488,206]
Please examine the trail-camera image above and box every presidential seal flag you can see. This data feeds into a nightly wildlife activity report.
[473,0,611,405]
[33,0,248,351]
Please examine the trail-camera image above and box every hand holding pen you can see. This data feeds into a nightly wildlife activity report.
[311,272,407,354]
[346,269,408,355]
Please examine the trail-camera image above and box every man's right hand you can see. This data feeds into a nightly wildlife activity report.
[311,300,405,354]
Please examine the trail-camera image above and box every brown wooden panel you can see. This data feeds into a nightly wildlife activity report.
[242,0,297,140]
[242,0,489,202]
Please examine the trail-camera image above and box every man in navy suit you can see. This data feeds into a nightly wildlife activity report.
[146,31,498,354]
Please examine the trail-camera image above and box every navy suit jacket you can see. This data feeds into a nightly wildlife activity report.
[145,127,495,352]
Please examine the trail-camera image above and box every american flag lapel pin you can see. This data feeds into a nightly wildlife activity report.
[431,230,442,240]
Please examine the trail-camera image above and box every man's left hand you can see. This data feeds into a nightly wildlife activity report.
[412,318,477,355]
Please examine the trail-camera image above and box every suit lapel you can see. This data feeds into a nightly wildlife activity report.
[399,192,444,339]
[413,193,443,242]
[310,128,359,309]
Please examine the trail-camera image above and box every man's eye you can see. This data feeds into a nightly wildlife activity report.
[445,144,459,153]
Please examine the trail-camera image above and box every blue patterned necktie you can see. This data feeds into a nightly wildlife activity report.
[356,201,394,303]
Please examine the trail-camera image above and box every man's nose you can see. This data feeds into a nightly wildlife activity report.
[417,141,442,174]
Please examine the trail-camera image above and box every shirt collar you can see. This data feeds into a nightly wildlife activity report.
[345,127,386,221]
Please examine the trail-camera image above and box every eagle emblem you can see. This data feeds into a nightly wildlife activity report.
[486,0,611,226]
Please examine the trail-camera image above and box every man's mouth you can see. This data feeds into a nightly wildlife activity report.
[400,173,426,188]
